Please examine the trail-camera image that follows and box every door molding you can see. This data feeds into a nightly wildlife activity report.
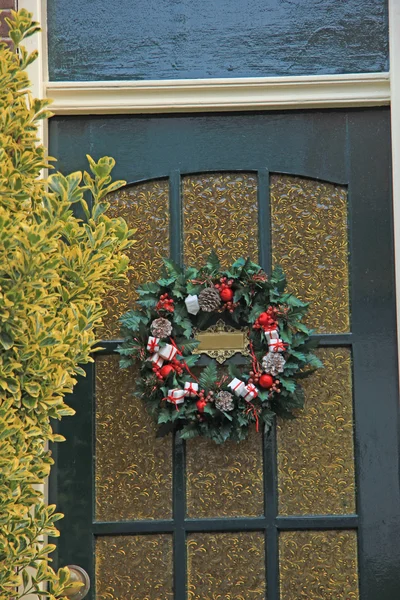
[45,73,390,115]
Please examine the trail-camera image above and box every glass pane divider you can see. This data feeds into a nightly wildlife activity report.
[257,167,271,272]
[169,170,182,263]
[173,434,187,600]
[276,515,359,530]
[315,333,353,346]
[264,426,279,600]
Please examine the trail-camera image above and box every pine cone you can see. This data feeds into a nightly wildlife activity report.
[151,317,172,338]
[262,351,286,376]
[215,391,235,412]
[198,286,221,312]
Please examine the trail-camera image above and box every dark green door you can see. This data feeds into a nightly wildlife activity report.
[49,109,400,600]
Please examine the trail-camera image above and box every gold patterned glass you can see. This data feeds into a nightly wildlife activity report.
[183,172,259,267]
[183,172,263,517]
[96,535,173,600]
[186,431,264,518]
[99,179,170,339]
[95,355,173,521]
[277,348,356,515]
[187,532,266,599]
[279,530,359,599]
[270,174,350,333]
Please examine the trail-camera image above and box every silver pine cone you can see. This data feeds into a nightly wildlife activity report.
[198,286,221,312]
[215,391,235,412]
[151,317,172,338]
[262,351,286,376]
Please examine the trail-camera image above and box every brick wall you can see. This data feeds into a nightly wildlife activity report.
[0,0,17,46]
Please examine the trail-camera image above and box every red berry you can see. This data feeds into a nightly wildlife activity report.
[259,374,274,389]
[196,399,207,413]
[160,364,174,378]
[258,312,270,326]
[220,288,234,302]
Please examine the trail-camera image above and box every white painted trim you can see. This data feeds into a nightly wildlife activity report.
[21,0,48,148]
[17,3,49,597]
[389,0,400,376]
[46,73,390,115]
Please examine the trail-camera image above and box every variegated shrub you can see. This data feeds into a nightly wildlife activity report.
[0,10,134,598]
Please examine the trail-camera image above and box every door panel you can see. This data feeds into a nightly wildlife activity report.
[49,109,400,600]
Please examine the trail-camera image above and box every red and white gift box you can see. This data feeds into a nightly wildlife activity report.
[269,338,286,353]
[265,329,279,344]
[184,382,199,397]
[167,388,186,405]
[159,343,178,361]
[151,353,164,368]
[228,377,246,397]
[147,336,160,353]
[241,383,259,402]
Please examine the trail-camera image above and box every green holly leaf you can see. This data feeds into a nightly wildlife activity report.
[163,258,182,278]
[180,425,199,440]
[280,377,296,393]
[158,408,173,424]
[137,282,160,295]
[205,250,220,274]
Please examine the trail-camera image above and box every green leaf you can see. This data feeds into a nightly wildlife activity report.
[157,409,172,424]
[279,377,296,393]
[180,426,199,440]
[0,331,14,350]
[137,282,160,295]
[205,250,220,274]
[199,361,218,390]
[163,258,182,278]
[228,363,243,380]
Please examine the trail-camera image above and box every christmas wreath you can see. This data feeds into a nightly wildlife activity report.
[117,254,322,444]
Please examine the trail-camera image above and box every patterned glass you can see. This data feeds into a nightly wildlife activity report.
[95,355,173,521]
[183,172,259,267]
[277,348,356,515]
[96,535,173,600]
[270,174,349,333]
[99,179,170,339]
[186,431,264,518]
[279,530,359,599]
[183,172,263,517]
[187,532,266,600]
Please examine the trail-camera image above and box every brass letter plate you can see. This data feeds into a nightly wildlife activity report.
[194,321,250,363]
